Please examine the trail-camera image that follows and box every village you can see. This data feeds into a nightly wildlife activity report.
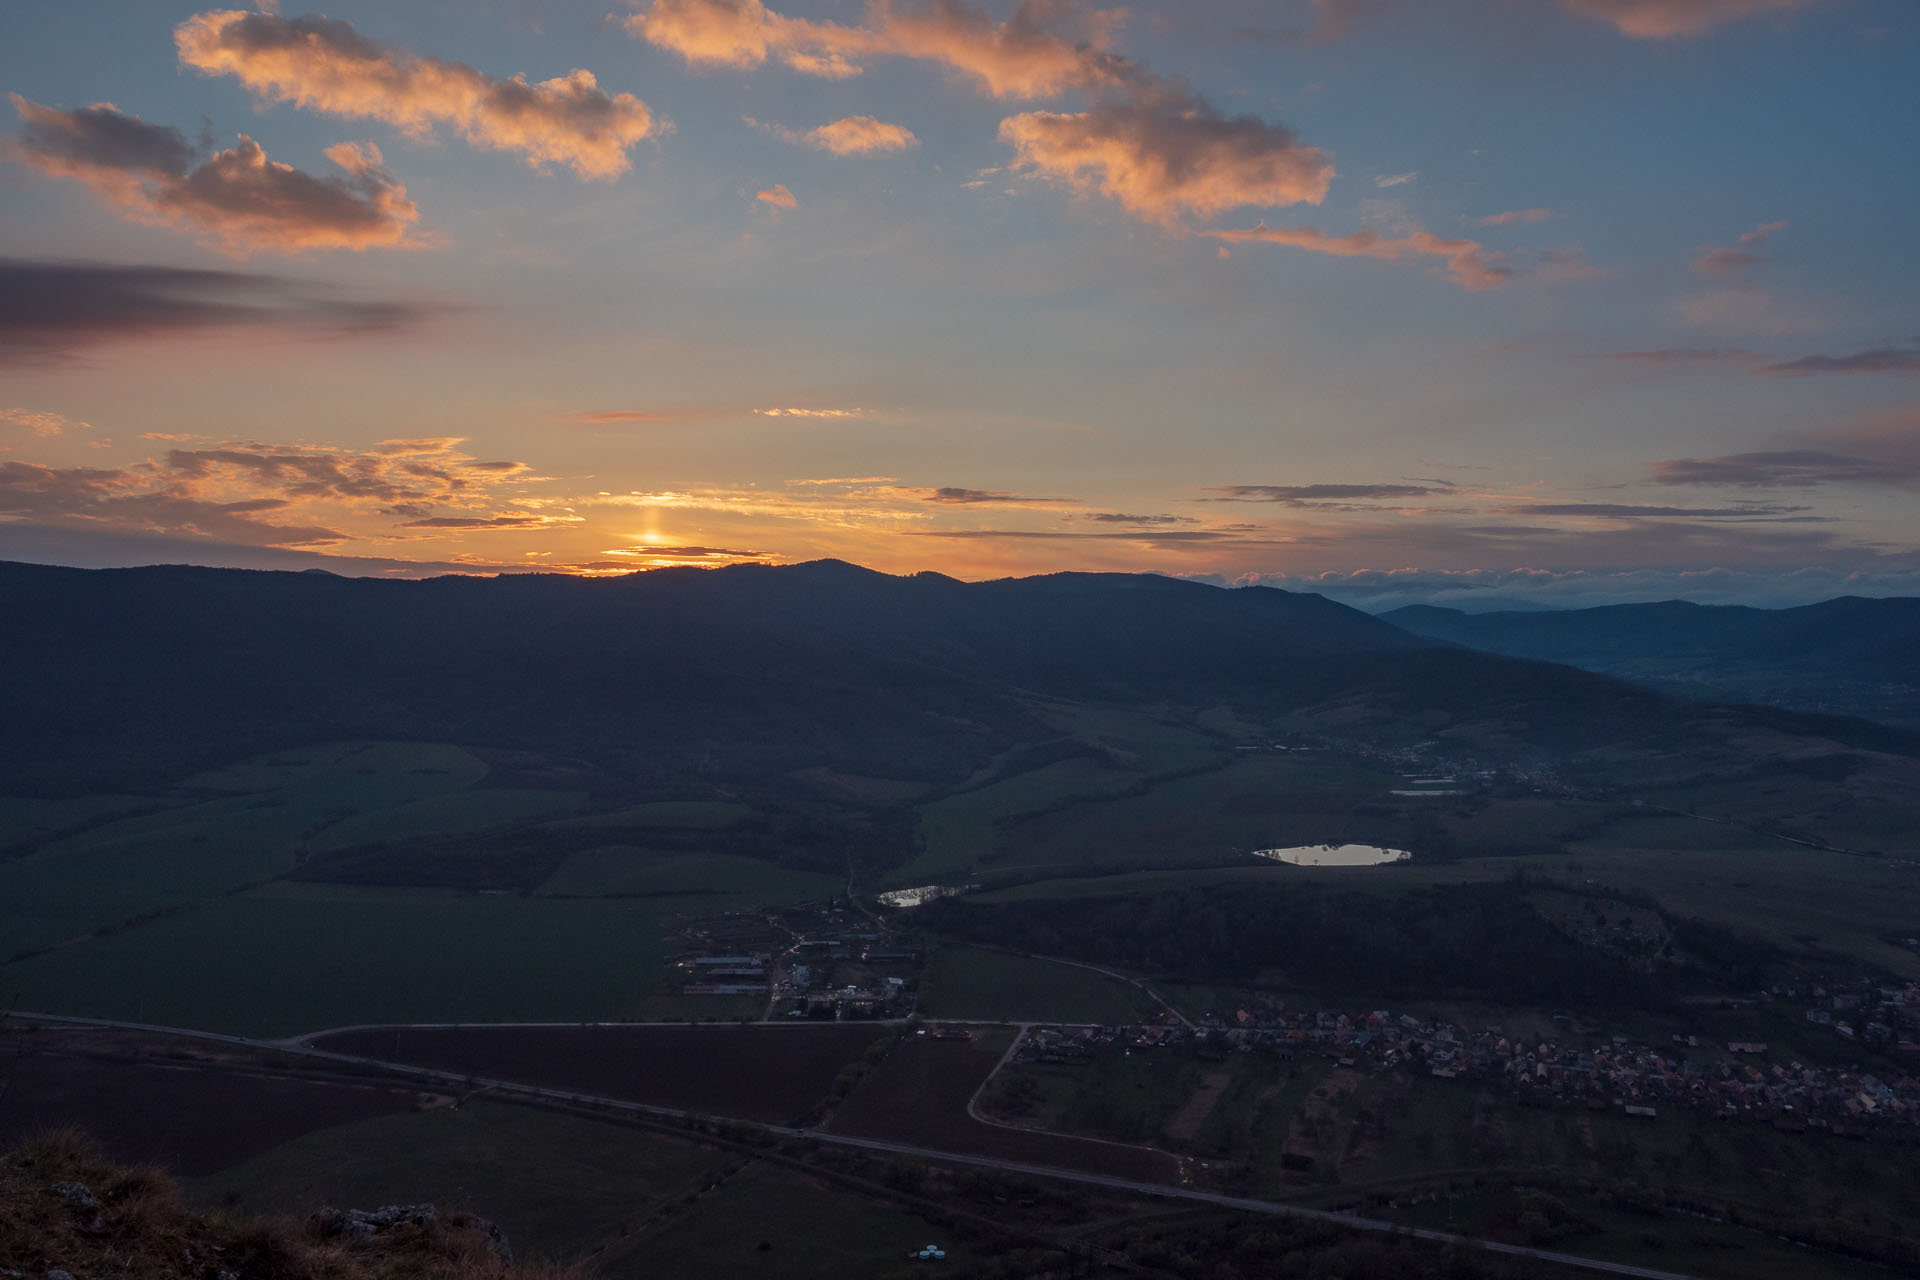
[1005,973,1920,1136]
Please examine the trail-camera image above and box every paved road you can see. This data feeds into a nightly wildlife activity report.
[8,1010,1700,1280]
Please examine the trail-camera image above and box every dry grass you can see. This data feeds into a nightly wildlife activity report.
[1,1130,579,1280]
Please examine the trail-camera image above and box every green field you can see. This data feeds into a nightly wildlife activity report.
[307,787,587,852]
[7,882,665,1037]
[0,742,526,958]
[917,946,1159,1024]
[537,847,840,905]
[889,704,1231,887]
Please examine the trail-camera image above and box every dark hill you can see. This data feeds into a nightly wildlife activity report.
[1383,596,1920,728]
[0,559,1910,795]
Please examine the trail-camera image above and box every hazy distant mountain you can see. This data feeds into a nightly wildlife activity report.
[1383,597,1920,728]
[1,559,1911,795]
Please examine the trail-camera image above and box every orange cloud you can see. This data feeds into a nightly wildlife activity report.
[1,407,90,437]
[628,0,1129,98]
[176,10,656,180]
[1205,222,1511,290]
[867,0,1131,99]
[8,97,420,253]
[1560,0,1819,38]
[1000,101,1333,225]
[756,182,797,207]
[626,0,871,78]
[806,115,919,155]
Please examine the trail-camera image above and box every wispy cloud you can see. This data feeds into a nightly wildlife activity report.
[922,486,1079,506]
[1692,218,1786,277]
[1560,0,1820,39]
[1202,483,1457,503]
[1649,450,1918,487]
[1206,222,1510,290]
[1374,171,1416,188]
[1473,207,1552,227]
[756,182,798,207]
[176,10,657,180]
[0,258,428,366]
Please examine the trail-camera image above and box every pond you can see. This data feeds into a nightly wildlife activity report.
[1251,843,1411,867]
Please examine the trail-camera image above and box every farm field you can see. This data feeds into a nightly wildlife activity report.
[6,882,666,1037]
[0,1042,423,1175]
[984,1042,1302,1157]
[311,1024,886,1126]
[535,847,840,905]
[889,703,1230,887]
[829,1031,1179,1183]
[193,1101,736,1262]
[917,947,1158,1024]
[0,741,558,958]
[596,1159,976,1280]
[193,1100,971,1277]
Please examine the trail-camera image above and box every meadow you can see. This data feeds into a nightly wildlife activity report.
[534,847,840,906]
[6,882,665,1037]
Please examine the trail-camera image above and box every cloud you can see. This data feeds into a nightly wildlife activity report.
[175,10,656,180]
[573,409,677,423]
[1374,171,1416,188]
[628,0,1131,97]
[755,405,866,417]
[0,258,427,366]
[1692,218,1785,276]
[1501,501,1820,520]
[1474,207,1552,227]
[1560,0,1820,38]
[1648,450,1918,487]
[1609,346,1759,367]
[0,459,348,546]
[1,408,90,437]
[638,0,1327,229]
[804,115,919,155]
[1205,222,1510,290]
[397,515,552,528]
[1081,512,1199,525]
[756,182,797,207]
[1610,338,1920,377]
[626,0,871,80]
[922,486,1079,506]
[8,97,420,253]
[1202,483,1455,503]
[1762,340,1920,377]
[0,436,551,550]
[1000,100,1333,226]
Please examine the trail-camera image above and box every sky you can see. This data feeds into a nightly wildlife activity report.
[2,0,1917,609]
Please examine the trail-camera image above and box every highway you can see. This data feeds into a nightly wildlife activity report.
[9,1010,1702,1280]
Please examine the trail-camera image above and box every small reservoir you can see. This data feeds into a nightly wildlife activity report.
[1251,844,1411,867]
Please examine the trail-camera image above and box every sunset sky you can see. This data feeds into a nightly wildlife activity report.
[3,0,1916,608]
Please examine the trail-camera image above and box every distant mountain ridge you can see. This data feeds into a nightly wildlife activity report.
[1,558,1912,796]
[1383,596,1920,728]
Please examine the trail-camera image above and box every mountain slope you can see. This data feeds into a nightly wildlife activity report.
[0,560,1911,800]
[1383,597,1920,727]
